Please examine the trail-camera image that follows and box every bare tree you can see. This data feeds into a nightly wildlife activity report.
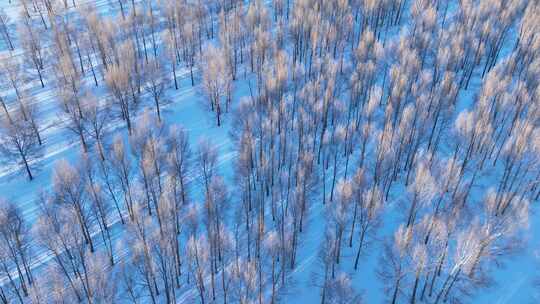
[187,234,210,304]
[200,45,233,126]
[327,179,352,268]
[82,93,110,160]
[86,253,119,303]
[34,193,93,303]
[104,42,140,134]
[18,12,47,88]
[0,9,14,51]
[0,54,24,103]
[406,158,437,228]
[51,159,95,252]
[81,153,115,265]
[125,199,161,304]
[129,110,166,222]
[352,181,384,270]
[0,110,42,180]
[57,83,90,152]
[325,272,362,304]
[166,125,191,208]
[162,30,179,90]
[104,136,134,222]
[379,224,412,304]
[0,199,34,301]
[143,58,169,121]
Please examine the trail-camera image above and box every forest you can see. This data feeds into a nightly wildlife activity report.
[0,0,539,303]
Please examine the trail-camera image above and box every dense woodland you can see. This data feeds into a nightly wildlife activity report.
[0,0,539,303]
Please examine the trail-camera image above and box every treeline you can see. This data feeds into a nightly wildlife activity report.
[0,0,539,303]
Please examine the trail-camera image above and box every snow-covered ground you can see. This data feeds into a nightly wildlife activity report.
[0,0,538,303]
